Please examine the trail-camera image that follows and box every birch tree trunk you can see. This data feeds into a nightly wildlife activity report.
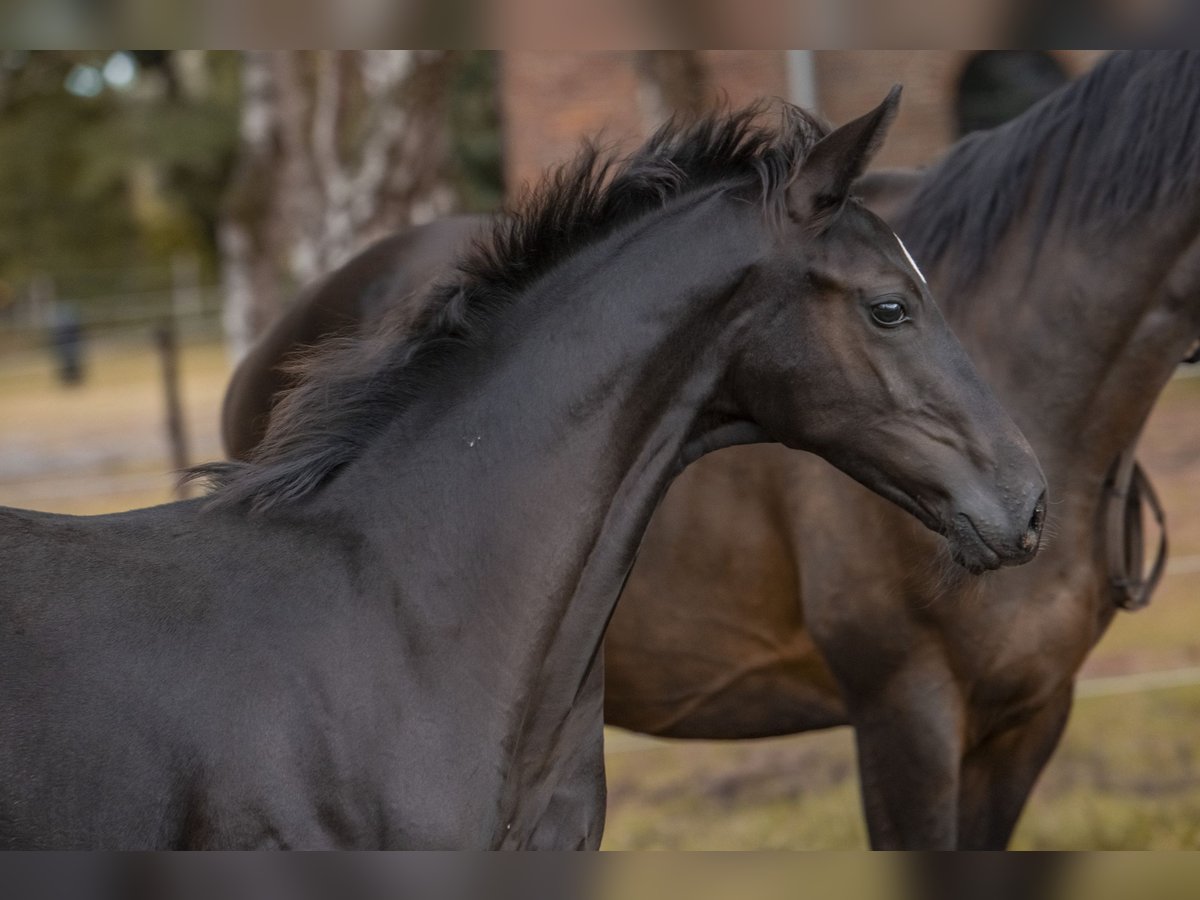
[219,50,454,362]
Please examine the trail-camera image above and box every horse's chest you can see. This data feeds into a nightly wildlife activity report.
[952,567,1106,713]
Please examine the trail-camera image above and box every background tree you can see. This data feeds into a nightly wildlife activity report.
[0,50,239,329]
[219,50,459,361]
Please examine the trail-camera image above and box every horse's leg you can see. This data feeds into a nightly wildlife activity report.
[522,657,607,850]
[846,661,965,849]
[902,853,1072,900]
[956,684,1074,850]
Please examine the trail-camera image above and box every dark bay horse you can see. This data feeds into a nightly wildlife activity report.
[0,95,1048,849]
[224,51,1200,849]
[609,49,1200,849]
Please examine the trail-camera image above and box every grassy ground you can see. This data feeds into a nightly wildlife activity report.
[2,340,1199,849]
[603,680,1200,850]
[0,336,230,513]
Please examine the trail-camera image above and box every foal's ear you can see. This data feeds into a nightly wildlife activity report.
[788,85,902,225]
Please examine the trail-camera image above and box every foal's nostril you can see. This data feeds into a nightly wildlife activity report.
[1029,493,1046,534]
[1021,492,1047,554]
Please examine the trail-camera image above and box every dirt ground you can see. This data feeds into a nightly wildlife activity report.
[2,338,1199,849]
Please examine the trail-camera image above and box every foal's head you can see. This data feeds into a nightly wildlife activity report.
[730,88,1046,572]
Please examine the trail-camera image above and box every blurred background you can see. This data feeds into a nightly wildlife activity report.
[1,48,1198,849]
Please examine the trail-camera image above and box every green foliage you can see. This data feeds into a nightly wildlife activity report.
[0,51,238,310]
[0,50,502,320]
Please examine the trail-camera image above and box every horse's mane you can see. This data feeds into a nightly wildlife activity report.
[899,50,1200,292]
[194,102,829,512]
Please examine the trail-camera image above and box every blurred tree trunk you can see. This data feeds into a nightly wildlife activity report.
[633,51,710,132]
[219,50,455,362]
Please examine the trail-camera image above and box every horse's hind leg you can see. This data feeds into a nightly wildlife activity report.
[956,684,1074,850]
[845,661,966,849]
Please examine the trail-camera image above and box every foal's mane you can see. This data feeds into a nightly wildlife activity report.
[195,102,828,512]
[899,50,1200,291]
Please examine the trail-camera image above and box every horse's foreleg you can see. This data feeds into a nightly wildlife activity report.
[845,662,965,849]
[519,657,607,850]
[956,684,1074,849]
[522,735,606,850]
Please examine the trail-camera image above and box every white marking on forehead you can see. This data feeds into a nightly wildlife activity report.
[894,233,927,285]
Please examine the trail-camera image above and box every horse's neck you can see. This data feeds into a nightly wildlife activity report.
[318,189,760,828]
[948,209,1200,504]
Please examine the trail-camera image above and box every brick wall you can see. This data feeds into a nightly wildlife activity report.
[499,53,644,195]
[699,50,789,108]
[499,51,789,194]
[498,51,1108,195]
[815,50,1107,169]
[814,51,964,169]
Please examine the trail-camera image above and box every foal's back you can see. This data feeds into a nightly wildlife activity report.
[0,503,402,848]
[0,502,359,618]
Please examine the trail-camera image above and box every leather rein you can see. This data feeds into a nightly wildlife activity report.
[1103,345,1200,610]
[1103,444,1167,612]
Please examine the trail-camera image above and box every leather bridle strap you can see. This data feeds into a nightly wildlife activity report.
[1114,340,1200,607]
[1104,446,1168,612]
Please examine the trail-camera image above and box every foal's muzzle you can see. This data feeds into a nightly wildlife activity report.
[951,488,1047,574]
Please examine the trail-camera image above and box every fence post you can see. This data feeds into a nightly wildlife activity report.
[171,252,203,328]
[154,321,191,500]
[28,272,55,329]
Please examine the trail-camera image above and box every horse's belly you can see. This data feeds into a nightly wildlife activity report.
[604,444,849,739]
[605,620,846,739]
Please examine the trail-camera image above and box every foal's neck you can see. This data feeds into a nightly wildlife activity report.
[346,187,760,595]
[317,187,764,829]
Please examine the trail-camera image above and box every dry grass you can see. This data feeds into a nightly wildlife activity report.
[603,680,1200,850]
[0,337,231,513]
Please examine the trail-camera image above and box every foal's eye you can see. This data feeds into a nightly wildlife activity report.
[869,299,908,328]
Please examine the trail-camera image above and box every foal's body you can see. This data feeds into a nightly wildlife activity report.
[3,188,772,849]
[0,99,1044,848]
[1,502,399,846]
